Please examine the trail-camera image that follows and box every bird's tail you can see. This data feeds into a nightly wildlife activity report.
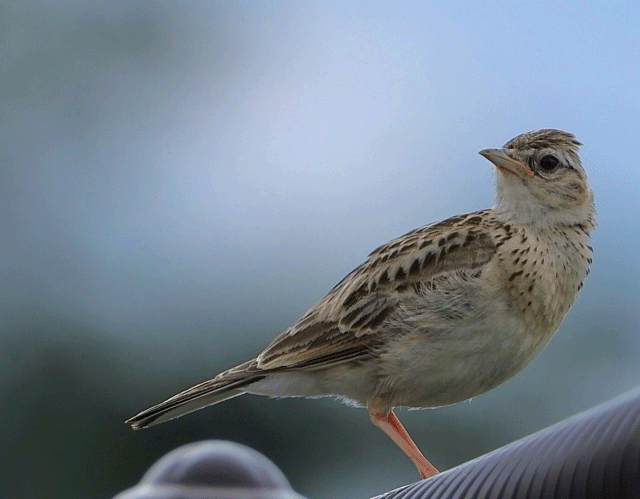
[126,360,265,429]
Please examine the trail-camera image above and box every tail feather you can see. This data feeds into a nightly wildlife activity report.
[126,360,265,429]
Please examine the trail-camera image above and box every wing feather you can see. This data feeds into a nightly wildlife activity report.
[126,210,509,429]
[257,210,506,369]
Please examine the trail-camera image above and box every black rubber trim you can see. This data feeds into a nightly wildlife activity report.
[371,386,640,499]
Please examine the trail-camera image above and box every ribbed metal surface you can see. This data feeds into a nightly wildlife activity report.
[371,387,640,499]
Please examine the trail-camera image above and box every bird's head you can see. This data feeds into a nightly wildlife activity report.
[480,129,595,229]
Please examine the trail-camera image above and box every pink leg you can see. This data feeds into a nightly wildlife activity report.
[369,409,439,479]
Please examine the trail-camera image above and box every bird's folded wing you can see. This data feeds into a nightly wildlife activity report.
[257,210,504,370]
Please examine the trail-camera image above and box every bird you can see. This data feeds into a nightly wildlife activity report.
[126,129,595,479]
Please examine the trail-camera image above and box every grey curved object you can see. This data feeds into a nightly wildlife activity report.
[372,387,640,499]
[114,440,306,499]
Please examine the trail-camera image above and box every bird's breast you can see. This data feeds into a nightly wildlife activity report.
[490,225,592,336]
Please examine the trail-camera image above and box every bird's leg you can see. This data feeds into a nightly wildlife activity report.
[369,409,439,479]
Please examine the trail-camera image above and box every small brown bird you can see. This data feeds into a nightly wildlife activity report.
[127,129,595,479]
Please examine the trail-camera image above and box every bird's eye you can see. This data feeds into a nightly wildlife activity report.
[538,155,559,172]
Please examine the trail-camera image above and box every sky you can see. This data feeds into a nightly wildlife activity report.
[1,2,640,498]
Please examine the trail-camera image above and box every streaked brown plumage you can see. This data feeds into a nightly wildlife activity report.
[127,129,595,479]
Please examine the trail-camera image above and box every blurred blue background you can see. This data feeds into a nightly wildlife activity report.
[1,1,639,498]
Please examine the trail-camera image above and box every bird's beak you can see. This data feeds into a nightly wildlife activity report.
[479,149,533,177]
